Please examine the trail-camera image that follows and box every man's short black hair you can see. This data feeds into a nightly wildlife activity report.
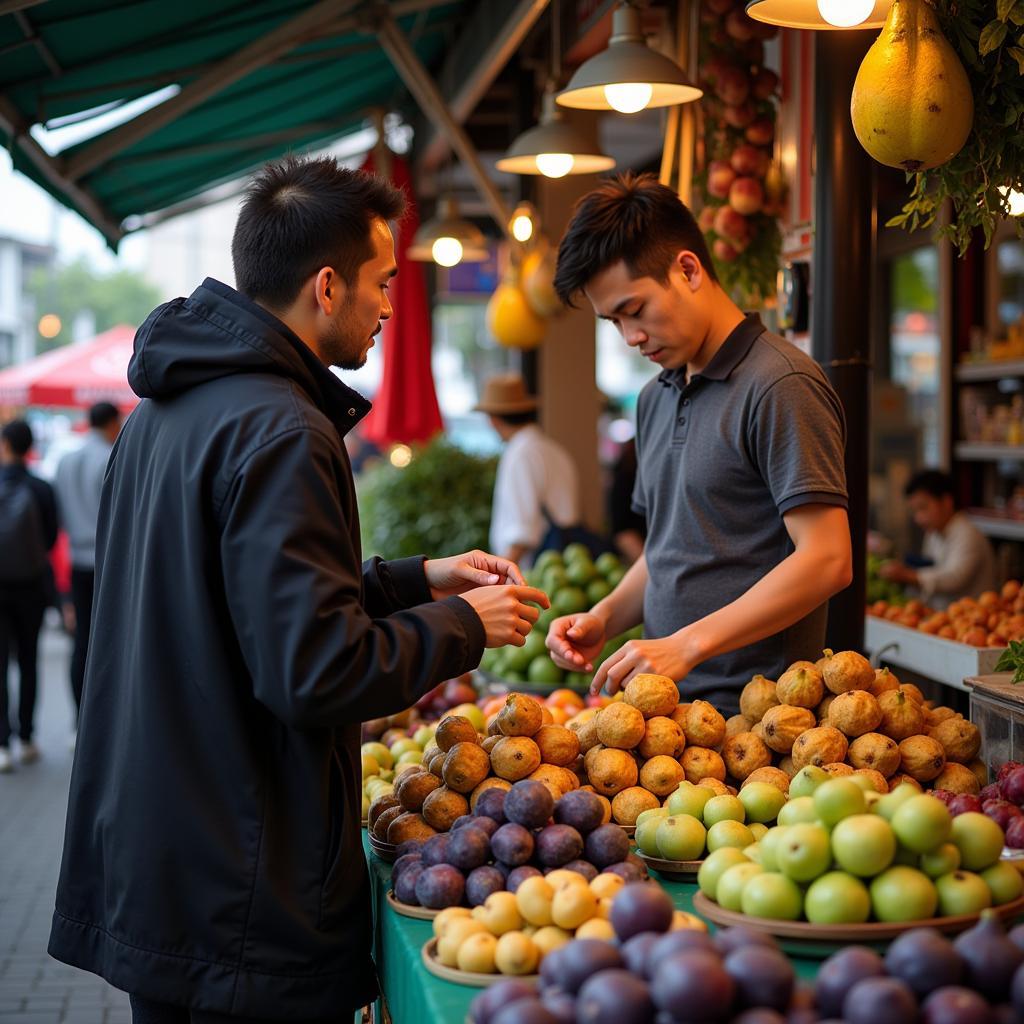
[493,410,538,428]
[905,470,956,501]
[1,419,33,457]
[232,155,406,310]
[89,402,120,430]
[553,172,718,307]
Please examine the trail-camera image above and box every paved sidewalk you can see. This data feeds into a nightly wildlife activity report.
[0,623,131,1024]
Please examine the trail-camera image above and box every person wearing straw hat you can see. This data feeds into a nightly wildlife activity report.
[475,372,581,567]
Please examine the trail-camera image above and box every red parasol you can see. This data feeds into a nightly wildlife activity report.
[0,324,138,411]
[358,147,443,447]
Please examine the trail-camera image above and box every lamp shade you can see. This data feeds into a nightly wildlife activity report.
[556,3,702,111]
[407,196,489,264]
[496,92,615,176]
[745,0,891,29]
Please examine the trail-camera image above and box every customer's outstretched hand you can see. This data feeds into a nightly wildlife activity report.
[425,549,525,599]
[459,585,550,648]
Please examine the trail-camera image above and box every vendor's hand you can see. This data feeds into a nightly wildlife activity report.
[460,585,550,648]
[591,636,691,697]
[546,612,606,673]
[425,549,526,600]
[878,560,915,585]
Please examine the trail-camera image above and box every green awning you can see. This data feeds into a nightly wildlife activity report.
[0,0,473,246]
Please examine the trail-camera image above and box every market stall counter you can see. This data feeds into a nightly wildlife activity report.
[361,832,821,1024]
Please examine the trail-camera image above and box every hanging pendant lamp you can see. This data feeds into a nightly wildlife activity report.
[745,0,891,29]
[556,2,702,113]
[497,89,616,177]
[407,196,489,268]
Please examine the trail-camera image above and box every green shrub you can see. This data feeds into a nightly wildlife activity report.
[357,438,498,560]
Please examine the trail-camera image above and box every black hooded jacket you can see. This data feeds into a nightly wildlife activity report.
[48,279,485,1017]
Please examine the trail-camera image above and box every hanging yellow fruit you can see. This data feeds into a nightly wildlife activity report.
[521,247,562,319]
[850,0,973,172]
[486,269,546,349]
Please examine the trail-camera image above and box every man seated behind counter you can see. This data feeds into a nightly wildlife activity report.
[879,470,996,610]
[544,173,853,715]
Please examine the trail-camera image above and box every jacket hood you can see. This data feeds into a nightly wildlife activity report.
[128,278,370,429]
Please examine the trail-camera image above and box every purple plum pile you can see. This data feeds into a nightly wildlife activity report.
[391,780,648,911]
[468,904,1024,1024]
[934,759,1024,850]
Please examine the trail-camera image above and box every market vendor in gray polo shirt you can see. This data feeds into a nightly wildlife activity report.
[547,173,852,714]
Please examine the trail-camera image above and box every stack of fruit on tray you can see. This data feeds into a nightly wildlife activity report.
[734,651,987,795]
[936,759,1024,853]
[566,676,765,827]
[468,908,1024,1024]
[361,721,438,822]
[634,779,786,868]
[390,781,650,911]
[479,687,612,728]
[696,772,1023,925]
[868,579,1024,647]
[478,544,641,691]
[425,877,703,984]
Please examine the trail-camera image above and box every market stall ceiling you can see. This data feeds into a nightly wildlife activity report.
[0,0,482,247]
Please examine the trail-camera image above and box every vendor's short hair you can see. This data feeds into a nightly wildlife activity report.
[233,155,406,310]
[554,172,717,306]
[1,419,33,457]
[89,402,120,429]
[905,470,955,500]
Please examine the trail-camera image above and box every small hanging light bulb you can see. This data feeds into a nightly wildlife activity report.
[816,0,875,27]
[603,82,654,114]
[431,237,464,267]
[534,153,575,178]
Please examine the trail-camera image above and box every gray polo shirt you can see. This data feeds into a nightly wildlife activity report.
[633,314,848,713]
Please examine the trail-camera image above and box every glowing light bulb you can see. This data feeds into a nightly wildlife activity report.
[512,214,535,243]
[603,82,653,114]
[535,153,575,178]
[1000,187,1024,217]
[389,444,412,468]
[37,313,61,338]
[816,0,875,27]
[432,236,463,267]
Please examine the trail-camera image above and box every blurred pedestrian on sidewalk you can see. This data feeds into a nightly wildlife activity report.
[53,401,122,734]
[0,418,58,771]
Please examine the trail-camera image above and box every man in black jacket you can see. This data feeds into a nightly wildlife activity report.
[49,157,546,1023]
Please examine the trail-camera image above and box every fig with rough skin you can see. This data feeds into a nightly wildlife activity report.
[387,812,438,844]
[588,747,639,797]
[817,693,836,725]
[760,705,816,754]
[596,703,647,750]
[612,786,661,825]
[822,650,875,694]
[534,725,581,767]
[901,682,926,705]
[898,735,946,783]
[791,726,849,770]
[491,736,543,781]
[852,768,889,794]
[373,804,404,841]
[436,715,480,751]
[740,675,779,723]
[528,764,579,798]
[696,775,731,796]
[368,793,401,830]
[497,693,544,737]
[639,754,686,796]
[443,741,492,794]
[725,714,753,739]
[624,673,680,718]
[869,667,901,698]
[878,689,925,741]
[397,769,443,811]
[680,746,727,785]
[422,785,470,830]
[924,705,958,729]
[637,716,686,759]
[932,762,981,795]
[928,718,981,764]
[568,714,601,754]
[828,690,883,738]
[741,766,791,794]
[888,773,923,792]
[776,665,825,709]
[823,762,856,777]
[847,733,901,777]
[685,700,728,748]
[722,731,773,780]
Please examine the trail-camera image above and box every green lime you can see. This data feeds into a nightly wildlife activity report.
[552,586,588,616]
[543,567,568,592]
[595,552,621,576]
[533,550,563,573]
[527,656,564,685]
[522,629,548,658]
[605,567,626,587]
[586,579,612,604]
[563,543,591,563]
[503,644,534,674]
[566,560,597,587]
[504,670,525,683]
[536,608,557,632]
[565,671,592,689]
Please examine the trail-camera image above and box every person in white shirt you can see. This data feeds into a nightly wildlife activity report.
[475,373,580,567]
[880,469,996,609]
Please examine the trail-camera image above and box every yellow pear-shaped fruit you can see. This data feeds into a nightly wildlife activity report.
[851,0,973,172]
[521,247,562,319]
[486,269,546,350]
